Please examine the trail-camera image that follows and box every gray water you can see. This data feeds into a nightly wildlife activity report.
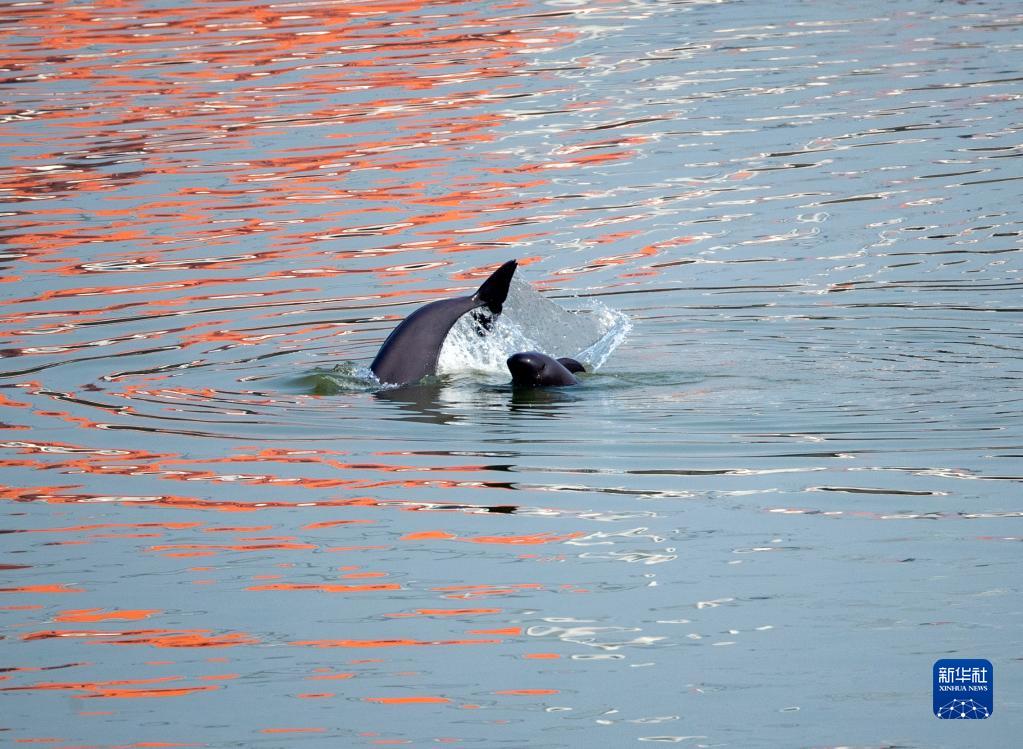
[1,0,1020,746]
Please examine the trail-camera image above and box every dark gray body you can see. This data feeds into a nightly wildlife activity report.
[371,260,517,387]
[507,351,583,387]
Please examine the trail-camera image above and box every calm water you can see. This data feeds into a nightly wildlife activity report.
[2,0,1021,746]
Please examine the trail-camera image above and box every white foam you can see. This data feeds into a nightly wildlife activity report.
[437,279,630,376]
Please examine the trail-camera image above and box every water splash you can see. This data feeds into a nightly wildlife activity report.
[437,278,630,376]
[303,281,628,393]
[300,361,379,395]
[574,305,634,371]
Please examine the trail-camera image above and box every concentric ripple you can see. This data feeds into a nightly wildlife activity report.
[1,0,1020,747]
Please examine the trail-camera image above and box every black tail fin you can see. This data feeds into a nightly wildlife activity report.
[472,259,517,314]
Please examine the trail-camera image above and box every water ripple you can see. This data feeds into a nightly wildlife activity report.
[2,0,1021,747]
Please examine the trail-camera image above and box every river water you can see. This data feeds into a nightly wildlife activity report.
[1,0,1021,746]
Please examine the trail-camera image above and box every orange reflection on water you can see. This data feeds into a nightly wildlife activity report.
[292,637,501,649]
[431,583,545,600]
[402,529,583,544]
[1,439,533,520]
[384,608,503,619]
[0,484,383,512]
[148,541,318,554]
[364,696,450,705]
[0,0,598,742]
[26,523,202,534]
[246,582,400,593]
[0,584,85,594]
[54,609,161,623]
[306,671,355,682]
[22,629,258,648]
[0,675,219,699]
[0,0,576,303]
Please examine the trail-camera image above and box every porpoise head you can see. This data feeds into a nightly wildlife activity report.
[506,351,583,387]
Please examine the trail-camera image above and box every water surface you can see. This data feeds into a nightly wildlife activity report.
[1,0,1021,746]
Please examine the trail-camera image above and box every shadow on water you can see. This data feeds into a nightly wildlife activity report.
[301,360,710,418]
[372,379,590,425]
[508,383,586,414]
[299,360,609,424]
[372,382,465,426]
